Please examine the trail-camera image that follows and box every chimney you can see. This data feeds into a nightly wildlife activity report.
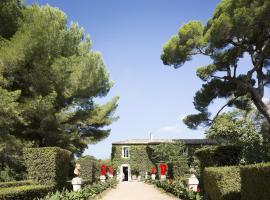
[150,133,154,141]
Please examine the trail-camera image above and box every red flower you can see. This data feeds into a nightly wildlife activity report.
[151,166,157,174]
[197,187,201,193]
[109,166,113,175]
[160,164,167,175]
[101,164,107,175]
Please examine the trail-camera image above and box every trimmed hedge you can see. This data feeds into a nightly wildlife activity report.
[241,162,270,200]
[0,180,35,188]
[24,147,71,188]
[76,156,99,183]
[204,166,241,200]
[0,184,54,200]
[195,145,242,168]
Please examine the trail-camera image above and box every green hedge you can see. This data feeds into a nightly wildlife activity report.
[76,156,99,184]
[0,184,54,200]
[24,147,71,188]
[204,166,241,200]
[240,162,270,200]
[0,180,35,188]
[195,145,242,168]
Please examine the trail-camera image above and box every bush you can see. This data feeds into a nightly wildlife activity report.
[153,180,201,200]
[0,180,35,188]
[204,166,241,200]
[0,184,54,200]
[38,178,118,200]
[24,147,71,188]
[240,162,270,200]
[76,156,99,184]
[195,145,242,168]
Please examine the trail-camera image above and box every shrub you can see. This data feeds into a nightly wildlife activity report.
[195,145,241,191]
[204,166,241,200]
[24,147,71,188]
[240,162,270,200]
[195,145,242,168]
[76,156,99,184]
[154,180,201,200]
[38,178,118,200]
[0,184,54,200]
[0,180,35,188]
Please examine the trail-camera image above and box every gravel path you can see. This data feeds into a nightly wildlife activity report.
[100,182,179,200]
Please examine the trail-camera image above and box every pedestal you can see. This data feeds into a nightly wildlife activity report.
[151,174,156,180]
[145,172,148,180]
[160,175,166,181]
[187,174,199,191]
[100,175,106,183]
[72,177,83,191]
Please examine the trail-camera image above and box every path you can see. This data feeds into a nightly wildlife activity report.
[100,182,179,200]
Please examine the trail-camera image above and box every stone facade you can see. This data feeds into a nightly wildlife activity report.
[111,139,216,182]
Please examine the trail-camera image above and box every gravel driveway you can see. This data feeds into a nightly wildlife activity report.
[100,182,179,200]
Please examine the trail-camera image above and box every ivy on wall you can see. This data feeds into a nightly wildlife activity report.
[111,145,153,174]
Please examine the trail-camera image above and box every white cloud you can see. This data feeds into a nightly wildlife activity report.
[158,125,182,133]
[262,97,270,103]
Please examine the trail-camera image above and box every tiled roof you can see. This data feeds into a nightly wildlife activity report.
[112,139,216,145]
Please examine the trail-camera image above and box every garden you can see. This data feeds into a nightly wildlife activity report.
[1,0,270,199]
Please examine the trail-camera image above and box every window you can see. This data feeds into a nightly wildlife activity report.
[122,146,129,158]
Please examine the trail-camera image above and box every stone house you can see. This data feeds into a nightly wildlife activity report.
[111,138,216,181]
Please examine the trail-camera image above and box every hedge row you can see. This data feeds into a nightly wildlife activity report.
[204,166,241,200]
[76,156,100,183]
[0,180,35,188]
[0,184,54,200]
[204,162,270,200]
[24,147,71,188]
[241,162,270,200]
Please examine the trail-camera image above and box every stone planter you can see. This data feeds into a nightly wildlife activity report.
[100,175,106,183]
[71,177,83,191]
[132,175,137,180]
[151,174,156,180]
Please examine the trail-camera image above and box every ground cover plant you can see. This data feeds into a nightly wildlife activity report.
[37,178,118,200]
[146,179,201,200]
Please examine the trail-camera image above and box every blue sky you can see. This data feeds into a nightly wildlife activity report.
[26,0,224,158]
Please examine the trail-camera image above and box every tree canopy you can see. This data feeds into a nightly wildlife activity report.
[161,0,270,129]
[0,3,119,155]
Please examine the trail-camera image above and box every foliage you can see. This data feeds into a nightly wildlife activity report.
[240,162,270,200]
[149,141,186,163]
[38,178,117,200]
[149,179,201,200]
[0,184,54,200]
[0,134,32,182]
[195,145,241,190]
[0,180,35,188]
[203,166,240,200]
[0,3,119,155]
[0,0,23,39]
[111,145,153,174]
[206,111,264,163]
[24,147,71,188]
[195,145,241,168]
[76,156,99,183]
[161,0,270,128]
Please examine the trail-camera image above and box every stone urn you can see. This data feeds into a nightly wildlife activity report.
[72,177,83,191]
